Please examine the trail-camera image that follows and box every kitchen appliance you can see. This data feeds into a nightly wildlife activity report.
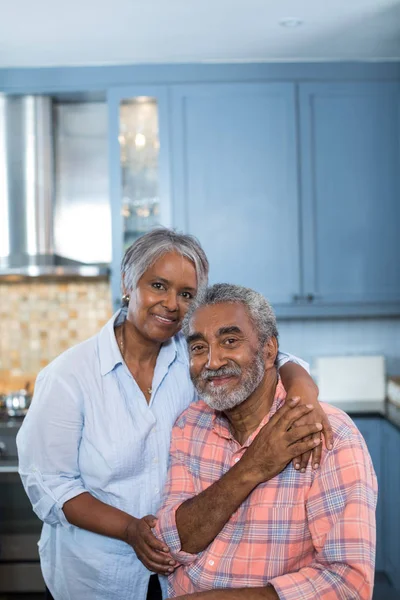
[0,94,109,278]
[0,385,32,418]
[315,355,386,411]
[0,421,45,592]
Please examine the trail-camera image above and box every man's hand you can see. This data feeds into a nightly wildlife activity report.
[241,397,322,485]
[124,515,176,574]
[173,398,321,555]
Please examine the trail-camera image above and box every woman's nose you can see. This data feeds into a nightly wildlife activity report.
[162,291,179,312]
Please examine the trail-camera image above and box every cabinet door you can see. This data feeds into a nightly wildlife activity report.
[170,83,301,306]
[382,420,400,589]
[300,83,400,309]
[351,417,383,571]
[108,86,172,310]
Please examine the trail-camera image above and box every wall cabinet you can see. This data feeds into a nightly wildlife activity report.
[103,74,400,318]
[170,83,301,307]
[108,86,172,309]
[169,81,400,318]
[299,83,400,316]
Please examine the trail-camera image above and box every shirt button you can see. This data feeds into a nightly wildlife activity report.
[234,457,240,463]
[154,487,159,494]
[208,560,214,566]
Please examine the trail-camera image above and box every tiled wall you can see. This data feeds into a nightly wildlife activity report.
[1,279,399,391]
[0,279,112,390]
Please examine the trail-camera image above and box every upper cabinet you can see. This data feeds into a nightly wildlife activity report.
[170,83,301,306]
[299,82,400,314]
[108,86,172,309]
[169,81,400,318]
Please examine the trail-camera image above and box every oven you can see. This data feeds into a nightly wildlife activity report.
[0,420,45,593]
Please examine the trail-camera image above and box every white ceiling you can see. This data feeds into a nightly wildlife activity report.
[1,0,400,68]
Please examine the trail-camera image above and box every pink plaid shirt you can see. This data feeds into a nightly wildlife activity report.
[155,381,377,599]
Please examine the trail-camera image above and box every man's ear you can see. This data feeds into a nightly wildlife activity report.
[263,337,278,368]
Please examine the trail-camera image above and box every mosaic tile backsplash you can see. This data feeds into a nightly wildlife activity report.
[1,279,399,394]
[0,280,112,392]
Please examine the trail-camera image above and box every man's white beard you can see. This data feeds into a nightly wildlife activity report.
[197,353,265,412]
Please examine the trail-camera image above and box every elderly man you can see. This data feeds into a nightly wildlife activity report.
[154,283,377,600]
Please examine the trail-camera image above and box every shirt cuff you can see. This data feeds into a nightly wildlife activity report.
[24,469,87,528]
[269,569,317,600]
[155,503,199,566]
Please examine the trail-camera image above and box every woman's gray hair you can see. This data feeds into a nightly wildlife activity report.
[121,227,209,293]
[182,283,278,347]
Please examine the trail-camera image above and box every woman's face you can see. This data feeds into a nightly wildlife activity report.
[125,251,198,343]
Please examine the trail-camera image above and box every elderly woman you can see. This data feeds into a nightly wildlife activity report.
[17,228,331,600]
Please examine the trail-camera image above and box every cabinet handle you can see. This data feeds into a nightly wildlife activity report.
[306,294,314,303]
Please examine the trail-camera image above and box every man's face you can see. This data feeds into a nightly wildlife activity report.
[187,302,268,411]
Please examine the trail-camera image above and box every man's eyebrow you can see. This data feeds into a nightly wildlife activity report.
[186,332,206,344]
[217,326,242,336]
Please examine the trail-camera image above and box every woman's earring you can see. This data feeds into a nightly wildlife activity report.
[121,294,130,307]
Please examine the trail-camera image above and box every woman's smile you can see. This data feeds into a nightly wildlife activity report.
[151,312,179,327]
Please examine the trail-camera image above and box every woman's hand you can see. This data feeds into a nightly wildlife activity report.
[279,362,333,472]
[124,515,177,574]
[289,395,333,472]
[241,399,322,485]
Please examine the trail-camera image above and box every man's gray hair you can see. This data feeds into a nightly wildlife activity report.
[182,283,278,346]
[121,227,209,293]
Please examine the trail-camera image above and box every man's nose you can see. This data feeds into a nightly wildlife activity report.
[205,346,227,371]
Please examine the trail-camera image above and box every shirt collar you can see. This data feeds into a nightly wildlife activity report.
[97,309,177,377]
[212,378,287,447]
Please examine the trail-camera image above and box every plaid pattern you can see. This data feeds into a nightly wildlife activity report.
[155,381,377,599]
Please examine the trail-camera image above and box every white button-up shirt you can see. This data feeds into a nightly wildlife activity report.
[17,311,307,600]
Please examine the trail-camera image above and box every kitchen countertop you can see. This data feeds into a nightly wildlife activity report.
[323,399,400,432]
[323,399,386,415]
[386,400,400,431]
[0,417,23,430]
[0,456,18,472]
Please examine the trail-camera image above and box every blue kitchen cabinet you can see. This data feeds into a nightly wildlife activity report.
[381,419,400,589]
[299,82,400,313]
[170,83,301,307]
[352,418,384,571]
[169,81,400,318]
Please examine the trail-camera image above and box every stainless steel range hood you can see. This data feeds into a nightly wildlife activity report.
[0,94,109,278]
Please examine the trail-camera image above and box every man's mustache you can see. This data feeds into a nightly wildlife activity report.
[198,365,242,381]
